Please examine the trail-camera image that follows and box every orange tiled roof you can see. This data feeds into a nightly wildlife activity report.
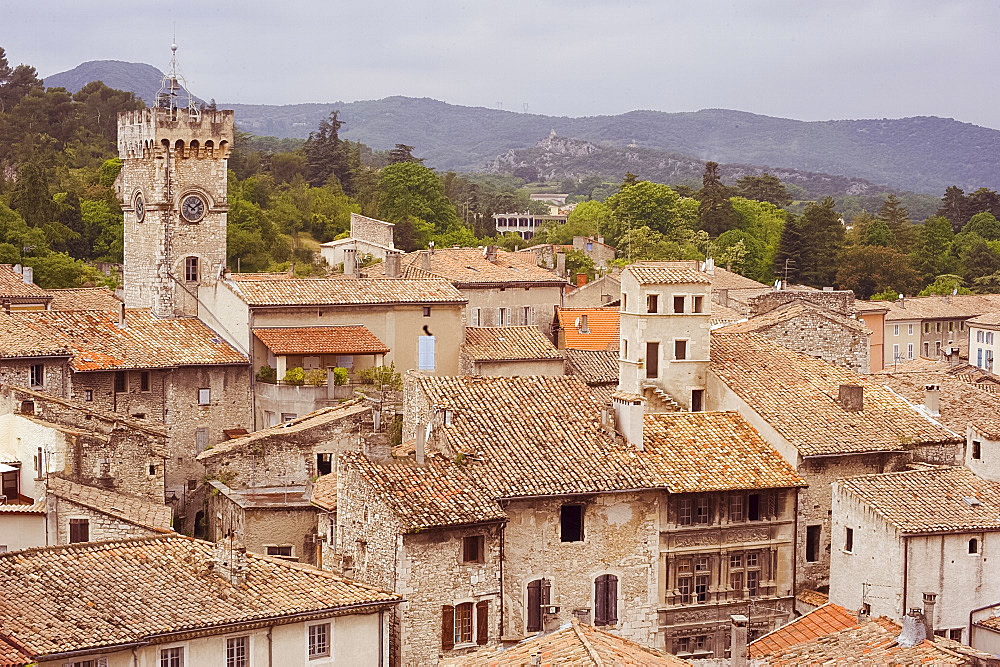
[750,603,858,658]
[838,466,1000,534]
[556,307,619,351]
[45,477,172,533]
[978,615,1000,631]
[442,619,690,666]
[796,589,829,607]
[0,313,69,360]
[9,310,247,371]
[311,473,337,512]
[626,261,711,285]
[399,247,567,286]
[228,276,467,306]
[44,287,120,311]
[253,326,389,356]
[0,535,399,659]
[0,635,29,667]
[462,326,562,361]
[0,265,50,302]
[711,332,960,456]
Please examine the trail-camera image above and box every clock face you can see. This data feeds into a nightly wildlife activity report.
[181,194,206,223]
[134,193,145,223]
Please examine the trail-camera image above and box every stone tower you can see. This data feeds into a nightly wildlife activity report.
[118,45,233,317]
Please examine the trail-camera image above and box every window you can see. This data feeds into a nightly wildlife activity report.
[594,574,618,626]
[673,295,685,313]
[691,389,704,412]
[267,545,293,558]
[622,339,628,358]
[950,628,964,641]
[892,344,899,360]
[645,342,659,378]
[453,602,474,645]
[69,660,107,667]
[969,538,980,554]
[976,331,983,343]
[747,569,760,597]
[695,575,709,602]
[979,348,984,368]
[526,579,550,632]
[198,388,211,405]
[961,321,966,331]
[29,363,43,387]
[907,343,914,359]
[226,636,248,667]
[463,535,484,563]
[560,504,583,542]
[114,371,127,393]
[677,567,692,604]
[678,497,693,525]
[421,306,431,318]
[195,428,209,454]
[806,525,821,562]
[69,518,89,543]
[281,413,297,422]
[936,341,942,355]
[647,294,658,313]
[693,295,704,313]
[729,495,744,522]
[497,307,510,326]
[936,322,942,333]
[187,479,197,491]
[949,321,954,332]
[418,335,436,370]
[34,447,43,480]
[140,371,150,392]
[730,571,744,598]
[160,648,183,667]
[674,339,687,360]
[924,342,930,356]
[308,623,330,659]
[184,256,199,282]
[1,470,18,500]
[748,493,760,521]
[621,294,627,311]
[470,308,480,326]
[972,441,982,460]
[85,389,93,401]
[521,306,532,325]
[845,527,854,552]
[894,325,899,336]
[695,496,709,524]
[909,324,914,335]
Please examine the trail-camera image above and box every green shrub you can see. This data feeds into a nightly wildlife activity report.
[333,367,349,386]
[357,362,403,390]
[255,365,277,383]
[283,367,305,386]
[304,368,327,386]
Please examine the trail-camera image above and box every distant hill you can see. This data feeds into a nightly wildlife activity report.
[45,60,1000,194]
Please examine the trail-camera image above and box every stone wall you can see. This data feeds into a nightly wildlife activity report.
[208,485,319,565]
[49,494,162,545]
[749,290,855,317]
[751,310,870,373]
[0,359,70,399]
[350,213,395,248]
[463,285,563,335]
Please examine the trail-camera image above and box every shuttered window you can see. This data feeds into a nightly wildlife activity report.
[476,600,489,645]
[442,605,455,650]
[418,336,436,371]
[594,574,618,626]
[526,578,550,632]
[69,518,89,543]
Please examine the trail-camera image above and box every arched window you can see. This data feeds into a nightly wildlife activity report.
[970,538,979,554]
[595,574,618,626]
[189,139,199,157]
[174,139,185,158]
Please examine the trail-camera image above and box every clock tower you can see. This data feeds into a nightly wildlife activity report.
[118,45,233,317]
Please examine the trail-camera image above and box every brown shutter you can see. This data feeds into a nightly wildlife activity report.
[527,580,541,632]
[476,600,489,645]
[442,605,454,650]
[607,575,618,624]
[594,576,607,625]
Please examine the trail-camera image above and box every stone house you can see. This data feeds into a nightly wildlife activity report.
[208,480,317,564]
[875,293,1000,365]
[376,375,803,661]
[555,307,620,351]
[197,273,466,427]
[563,272,621,308]
[572,235,617,268]
[320,212,397,267]
[708,332,961,592]
[459,326,565,376]
[44,476,173,545]
[969,312,1000,372]
[829,466,1000,644]
[395,246,567,333]
[312,472,338,570]
[0,263,51,311]
[0,534,399,666]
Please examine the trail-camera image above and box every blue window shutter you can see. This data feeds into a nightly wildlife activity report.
[419,336,436,370]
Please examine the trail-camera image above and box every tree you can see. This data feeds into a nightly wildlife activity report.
[712,229,766,281]
[387,144,422,164]
[937,185,969,232]
[697,161,738,237]
[376,162,459,249]
[0,47,41,113]
[877,194,913,251]
[9,162,56,227]
[735,173,791,207]
[772,214,803,283]
[918,274,971,296]
[962,212,1000,240]
[962,239,1000,282]
[72,81,144,144]
[835,246,920,299]
[797,198,844,288]
[603,180,697,247]
[967,187,1000,220]
[862,218,894,247]
[912,216,956,282]
[303,110,349,189]
[564,250,596,282]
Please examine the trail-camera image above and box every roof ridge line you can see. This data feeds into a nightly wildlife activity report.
[570,619,604,667]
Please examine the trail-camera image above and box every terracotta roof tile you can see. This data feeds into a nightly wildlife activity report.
[710,302,744,326]
[796,589,829,607]
[711,333,960,457]
[229,277,467,306]
[462,326,562,361]
[626,261,711,285]
[399,248,567,286]
[0,313,69,359]
[968,311,1000,328]
[564,349,618,385]
[0,499,45,515]
[311,474,337,511]
[0,265,50,302]
[875,365,1000,438]
[253,326,389,356]
[7,310,247,370]
[750,603,858,657]
[45,477,172,533]
[0,535,398,658]
[881,294,1000,322]
[977,615,1000,631]
[711,267,771,291]
[0,635,30,667]
[556,307,620,351]
[443,619,690,665]
[341,451,506,532]
[44,287,120,311]
[838,466,1000,534]
[720,301,869,335]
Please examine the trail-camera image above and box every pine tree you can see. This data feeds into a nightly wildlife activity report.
[862,218,894,247]
[387,144,422,164]
[773,214,803,284]
[698,161,738,237]
[798,198,844,288]
[303,111,348,189]
[937,186,969,233]
[878,194,913,251]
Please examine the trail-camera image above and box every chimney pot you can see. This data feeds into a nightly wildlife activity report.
[485,245,498,263]
[922,592,937,640]
[839,384,864,412]
[613,394,645,450]
[343,247,358,278]
[923,384,941,416]
[385,251,401,279]
[897,608,927,648]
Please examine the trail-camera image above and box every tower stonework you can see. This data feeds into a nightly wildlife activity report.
[118,103,233,317]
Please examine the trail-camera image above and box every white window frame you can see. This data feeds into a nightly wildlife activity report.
[158,643,186,667]
[672,293,687,314]
[225,634,251,667]
[30,363,44,388]
[908,324,914,335]
[198,388,211,405]
[907,343,913,360]
[418,335,436,371]
[892,344,899,360]
[497,307,510,327]
[893,324,899,336]
[307,622,332,660]
[470,307,481,327]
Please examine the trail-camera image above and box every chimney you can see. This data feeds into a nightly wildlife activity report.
[857,602,871,624]
[116,301,127,329]
[214,535,247,587]
[896,608,927,648]
[288,263,295,276]
[839,384,864,412]
[576,273,588,288]
[922,592,937,639]
[730,615,748,667]
[21,266,33,285]
[578,314,589,333]
[556,252,566,278]
[416,422,427,465]
[612,393,645,450]
[597,236,605,244]
[923,384,941,416]
[343,247,358,278]
[385,251,401,279]
[898,295,906,308]
[421,250,431,272]
[717,288,729,308]
[484,245,498,263]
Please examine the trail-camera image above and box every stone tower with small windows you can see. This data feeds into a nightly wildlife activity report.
[118,45,233,317]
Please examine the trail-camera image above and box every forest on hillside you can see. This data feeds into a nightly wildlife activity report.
[4,45,1000,299]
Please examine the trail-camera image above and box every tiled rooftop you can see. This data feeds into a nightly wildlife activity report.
[0,313,69,359]
[968,311,1000,328]
[0,265,50,302]
[564,348,618,385]
[711,267,771,291]
[462,326,562,362]
[978,615,1000,631]
[625,261,711,285]
[709,302,744,326]
[720,300,869,335]
[0,499,44,515]
[44,287,120,311]
[642,412,806,493]
[228,276,467,306]
[46,477,173,533]
[253,326,389,356]
[711,332,960,457]
[442,619,689,666]
[341,451,507,532]
[838,466,1000,534]
[9,309,247,371]
[399,247,566,286]
[556,307,619,351]
[880,294,1000,322]
[796,589,829,607]
[0,535,398,659]
[750,603,858,658]
[311,473,337,512]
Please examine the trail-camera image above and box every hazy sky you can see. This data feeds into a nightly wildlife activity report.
[5,0,1000,127]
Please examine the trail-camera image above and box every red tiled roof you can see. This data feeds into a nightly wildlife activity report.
[253,326,389,356]
[399,248,567,286]
[626,261,711,285]
[796,589,829,607]
[311,474,337,512]
[750,603,858,658]
[556,307,619,351]
[462,326,562,361]
[229,277,467,306]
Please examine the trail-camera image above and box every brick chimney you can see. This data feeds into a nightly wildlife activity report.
[839,384,864,412]
[730,614,748,667]
[576,273,588,288]
[923,592,937,639]
[923,385,941,416]
[385,251,401,279]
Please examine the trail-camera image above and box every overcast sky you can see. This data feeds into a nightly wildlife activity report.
[4,0,999,127]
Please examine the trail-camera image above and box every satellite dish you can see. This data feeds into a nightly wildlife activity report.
[898,293,904,300]
[574,317,581,329]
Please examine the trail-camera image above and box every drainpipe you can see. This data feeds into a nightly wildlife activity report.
[792,491,799,604]
[379,607,385,667]
[901,535,909,617]
[267,625,273,667]
[499,520,506,641]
